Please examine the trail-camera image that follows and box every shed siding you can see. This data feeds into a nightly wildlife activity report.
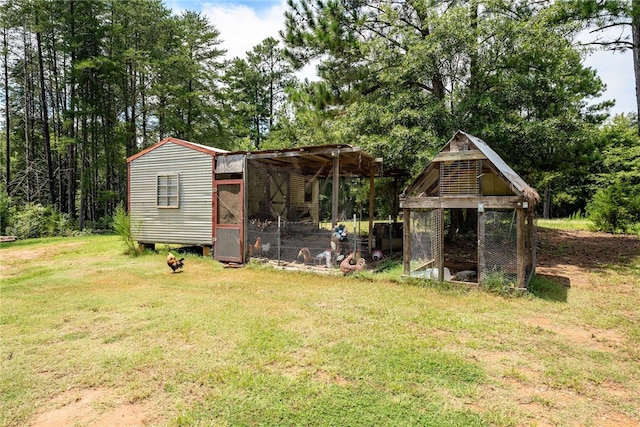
[129,142,213,245]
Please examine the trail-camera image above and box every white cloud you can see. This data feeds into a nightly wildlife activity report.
[200,1,289,60]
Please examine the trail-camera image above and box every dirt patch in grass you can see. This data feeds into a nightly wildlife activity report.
[30,388,152,427]
[536,227,640,288]
[1,242,86,275]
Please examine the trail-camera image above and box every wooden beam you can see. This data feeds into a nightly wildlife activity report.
[400,196,524,209]
[477,210,485,285]
[517,208,525,288]
[432,150,486,162]
[332,153,339,227]
[403,208,411,275]
[369,169,375,252]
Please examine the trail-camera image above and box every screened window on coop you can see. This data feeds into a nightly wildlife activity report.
[157,174,179,208]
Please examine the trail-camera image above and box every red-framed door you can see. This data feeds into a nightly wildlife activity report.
[213,179,244,262]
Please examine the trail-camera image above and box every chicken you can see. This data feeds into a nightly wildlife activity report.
[297,247,312,264]
[250,236,271,257]
[167,252,184,273]
[298,247,332,267]
[339,252,366,276]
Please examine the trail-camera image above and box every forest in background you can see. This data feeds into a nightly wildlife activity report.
[1,0,639,237]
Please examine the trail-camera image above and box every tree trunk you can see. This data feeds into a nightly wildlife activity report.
[67,0,77,219]
[36,25,55,206]
[3,26,9,187]
[633,0,640,133]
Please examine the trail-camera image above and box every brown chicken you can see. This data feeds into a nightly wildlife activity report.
[339,252,366,276]
[167,252,184,273]
[297,247,312,264]
[249,236,271,257]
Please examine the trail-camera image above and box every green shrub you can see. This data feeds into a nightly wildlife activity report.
[112,204,140,255]
[480,270,519,296]
[0,186,11,235]
[587,178,640,234]
[6,203,72,239]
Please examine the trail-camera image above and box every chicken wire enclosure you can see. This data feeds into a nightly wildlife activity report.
[408,209,443,278]
[401,131,540,287]
[223,144,385,267]
[479,209,518,283]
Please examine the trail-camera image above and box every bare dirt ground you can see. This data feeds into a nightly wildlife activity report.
[536,227,640,288]
[29,388,150,427]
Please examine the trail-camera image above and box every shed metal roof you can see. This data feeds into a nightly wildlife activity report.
[218,144,384,178]
[127,137,228,163]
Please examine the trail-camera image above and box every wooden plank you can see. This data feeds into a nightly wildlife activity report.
[332,154,339,227]
[517,208,526,288]
[0,236,17,242]
[369,169,374,251]
[400,196,523,209]
[432,150,486,162]
[403,208,411,275]
[477,210,485,285]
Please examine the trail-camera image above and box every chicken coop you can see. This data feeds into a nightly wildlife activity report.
[215,145,385,265]
[127,138,388,266]
[400,131,539,288]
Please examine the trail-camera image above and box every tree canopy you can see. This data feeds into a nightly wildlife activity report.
[0,0,638,235]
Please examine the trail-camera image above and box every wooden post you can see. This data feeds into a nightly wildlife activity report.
[517,208,525,288]
[403,207,411,275]
[369,168,375,252]
[529,210,536,276]
[332,152,339,227]
[437,208,444,281]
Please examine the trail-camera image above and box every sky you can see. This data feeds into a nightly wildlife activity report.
[167,0,636,117]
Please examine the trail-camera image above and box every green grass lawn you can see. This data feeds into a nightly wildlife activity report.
[1,234,639,426]
[536,218,593,231]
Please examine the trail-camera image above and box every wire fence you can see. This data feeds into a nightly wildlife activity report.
[480,209,518,283]
[247,218,370,268]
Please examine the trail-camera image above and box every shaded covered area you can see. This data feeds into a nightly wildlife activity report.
[215,144,405,266]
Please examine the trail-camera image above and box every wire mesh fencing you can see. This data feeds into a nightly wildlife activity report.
[247,219,369,269]
[480,209,518,283]
[408,209,442,278]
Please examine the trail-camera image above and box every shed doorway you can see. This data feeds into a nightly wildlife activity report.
[213,180,244,262]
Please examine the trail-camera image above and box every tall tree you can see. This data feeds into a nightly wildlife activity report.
[556,0,639,129]
[282,0,606,216]
[1,3,11,188]
[34,2,54,205]
[224,37,295,149]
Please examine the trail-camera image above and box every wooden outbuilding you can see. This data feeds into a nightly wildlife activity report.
[127,137,383,263]
[400,131,539,288]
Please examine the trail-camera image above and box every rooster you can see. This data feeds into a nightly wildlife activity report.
[167,252,184,273]
[249,236,271,257]
[339,252,366,276]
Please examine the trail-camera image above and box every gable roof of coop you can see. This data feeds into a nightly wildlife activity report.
[403,130,540,203]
